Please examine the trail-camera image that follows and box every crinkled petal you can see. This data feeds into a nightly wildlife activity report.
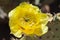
[34,25,48,36]
[10,24,22,38]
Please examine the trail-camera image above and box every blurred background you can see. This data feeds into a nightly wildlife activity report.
[0,0,60,40]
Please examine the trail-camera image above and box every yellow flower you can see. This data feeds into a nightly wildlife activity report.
[9,2,48,38]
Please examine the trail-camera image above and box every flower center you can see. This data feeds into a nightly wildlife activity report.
[24,17,30,22]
